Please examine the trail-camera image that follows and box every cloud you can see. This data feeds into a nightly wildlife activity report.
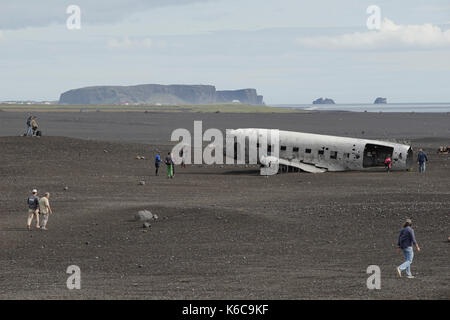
[296,18,450,50]
[108,37,152,48]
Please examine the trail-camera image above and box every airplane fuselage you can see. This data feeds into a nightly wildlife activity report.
[230,129,414,173]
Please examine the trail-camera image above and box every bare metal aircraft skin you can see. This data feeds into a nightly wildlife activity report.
[229,129,414,175]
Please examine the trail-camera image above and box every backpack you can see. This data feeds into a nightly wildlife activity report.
[27,196,38,209]
[26,118,31,126]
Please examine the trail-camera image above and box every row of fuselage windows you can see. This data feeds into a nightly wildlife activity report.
[268,145,349,160]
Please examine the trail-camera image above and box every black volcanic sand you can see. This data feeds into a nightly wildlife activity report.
[0,111,449,299]
[0,110,449,146]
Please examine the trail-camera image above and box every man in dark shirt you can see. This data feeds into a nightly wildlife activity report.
[417,148,428,173]
[396,219,420,278]
[26,189,40,230]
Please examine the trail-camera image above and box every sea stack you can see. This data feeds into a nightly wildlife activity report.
[313,97,335,104]
[374,97,387,104]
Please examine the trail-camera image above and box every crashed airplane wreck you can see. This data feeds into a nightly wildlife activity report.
[228,129,414,175]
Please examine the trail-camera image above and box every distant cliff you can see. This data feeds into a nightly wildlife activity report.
[216,89,263,106]
[313,97,335,104]
[374,97,387,104]
[59,84,264,106]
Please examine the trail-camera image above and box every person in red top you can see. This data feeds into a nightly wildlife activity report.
[384,155,392,172]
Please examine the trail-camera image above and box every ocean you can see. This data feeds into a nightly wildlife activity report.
[272,103,450,113]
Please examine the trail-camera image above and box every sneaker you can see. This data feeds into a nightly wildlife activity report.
[407,275,415,279]
[396,267,402,277]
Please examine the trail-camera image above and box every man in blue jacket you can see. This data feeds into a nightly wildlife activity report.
[396,219,421,279]
[417,148,428,173]
[155,152,162,176]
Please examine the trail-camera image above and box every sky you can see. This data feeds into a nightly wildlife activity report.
[1,0,450,104]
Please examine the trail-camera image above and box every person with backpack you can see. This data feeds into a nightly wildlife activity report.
[26,189,40,231]
[165,152,173,179]
[417,148,428,173]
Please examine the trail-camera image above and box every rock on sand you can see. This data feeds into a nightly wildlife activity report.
[135,210,153,221]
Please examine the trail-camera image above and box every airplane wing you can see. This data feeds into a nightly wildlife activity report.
[260,155,327,174]
[278,158,327,173]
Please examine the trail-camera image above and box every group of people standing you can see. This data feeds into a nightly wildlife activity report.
[154,152,175,178]
[154,149,188,178]
[26,189,53,231]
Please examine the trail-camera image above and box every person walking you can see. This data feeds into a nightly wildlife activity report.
[155,152,162,176]
[39,192,53,230]
[165,152,173,179]
[26,189,40,230]
[396,219,420,279]
[417,148,428,173]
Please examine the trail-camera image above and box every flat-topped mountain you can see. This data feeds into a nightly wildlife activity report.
[59,84,264,106]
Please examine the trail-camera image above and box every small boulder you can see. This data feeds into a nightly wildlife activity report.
[63,186,69,191]
[139,181,145,186]
[135,210,153,221]
[143,222,151,228]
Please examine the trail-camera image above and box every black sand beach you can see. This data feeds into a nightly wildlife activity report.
[0,111,449,299]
